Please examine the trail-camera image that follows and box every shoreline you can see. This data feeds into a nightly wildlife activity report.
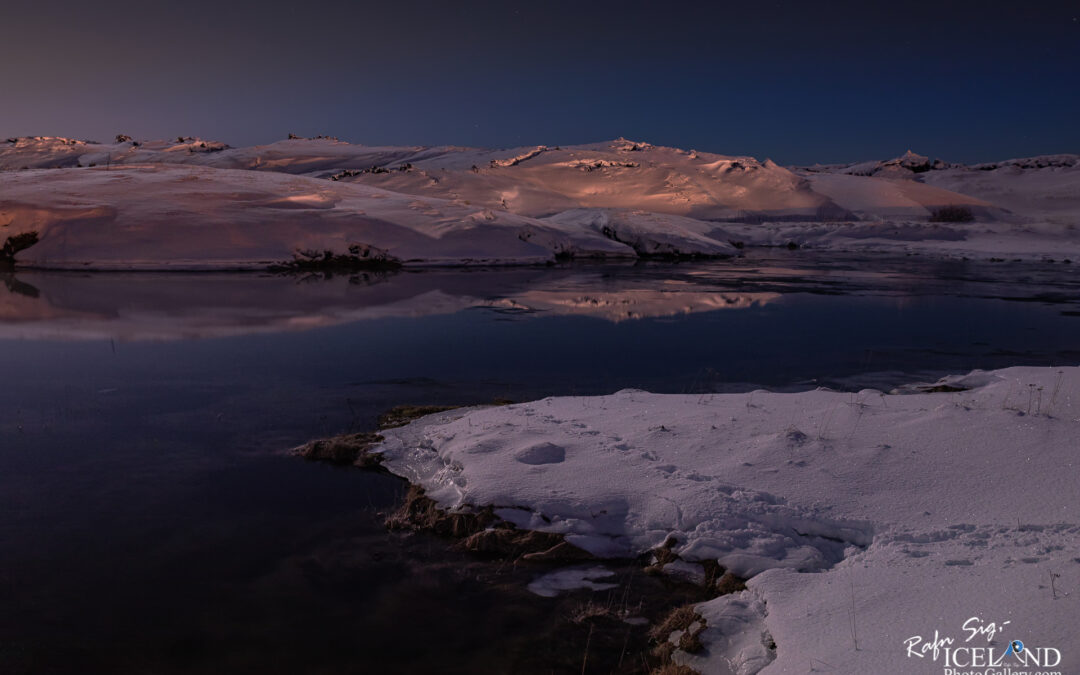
[303,367,1080,673]
[293,404,756,674]
[4,233,1078,272]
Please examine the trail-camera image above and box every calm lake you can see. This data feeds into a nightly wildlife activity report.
[2,252,1078,673]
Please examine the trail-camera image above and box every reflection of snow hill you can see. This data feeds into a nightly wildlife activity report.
[488,286,777,322]
[0,267,780,340]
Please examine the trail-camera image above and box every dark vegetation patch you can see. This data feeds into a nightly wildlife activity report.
[529,574,719,675]
[385,484,597,564]
[650,605,706,657]
[577,160,639,172]
[295,404,466,465]
[294,431,386,467]
[0,231,39,268]
[929,205,975,223]
[597,226,733,261]
[377,404,461,429]
[1,273,40,297]
[643,537,746,597]
[918,384,969,393]
[269,245,402,273]
[328,164,412,181]
[287,133,338,141]
[650,665,700,675]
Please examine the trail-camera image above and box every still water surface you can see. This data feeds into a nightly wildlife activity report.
[1,253,1078,673]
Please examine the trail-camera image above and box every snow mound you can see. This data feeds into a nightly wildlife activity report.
[374,391,879,575]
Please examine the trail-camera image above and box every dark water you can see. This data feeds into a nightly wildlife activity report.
[1,253,1078,673]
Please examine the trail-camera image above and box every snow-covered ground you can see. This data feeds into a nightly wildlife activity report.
[2,137,1077,268]
[370,367,1080,674]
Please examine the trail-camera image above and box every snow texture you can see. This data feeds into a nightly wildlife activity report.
[372,366,1080,673]
[2,137,1078,269]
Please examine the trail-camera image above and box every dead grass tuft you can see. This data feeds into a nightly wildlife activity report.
[650,664,699,675]
[649,605,701,642]
[569,600,614,624]
[386,485,594,563]
[644,536,682,575]
[712,571,747,595]
[293,432,384,466]
[649,604,707,668]
[377,405,459,429]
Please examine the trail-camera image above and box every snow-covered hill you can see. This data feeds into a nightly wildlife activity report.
[798,150,1080,223]
[0,165,633,269]
[1,136,1077,269]
[922,155,1080,224]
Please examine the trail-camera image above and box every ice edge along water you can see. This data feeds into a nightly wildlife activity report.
[369,366,1080,674]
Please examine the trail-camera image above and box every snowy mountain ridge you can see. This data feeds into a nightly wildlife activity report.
[1,136,1077,269]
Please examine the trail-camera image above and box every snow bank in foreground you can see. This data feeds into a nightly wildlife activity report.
[372,366,1080,673]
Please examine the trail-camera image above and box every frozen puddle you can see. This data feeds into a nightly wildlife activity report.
[526,565,618,598]
[374,366,1080,673]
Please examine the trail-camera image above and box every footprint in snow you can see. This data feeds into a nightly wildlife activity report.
[514,442,566,465]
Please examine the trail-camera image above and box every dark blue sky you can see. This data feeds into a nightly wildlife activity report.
[2,0,1077,164]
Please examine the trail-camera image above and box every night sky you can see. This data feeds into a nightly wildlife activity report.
[2,0,1077,164]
